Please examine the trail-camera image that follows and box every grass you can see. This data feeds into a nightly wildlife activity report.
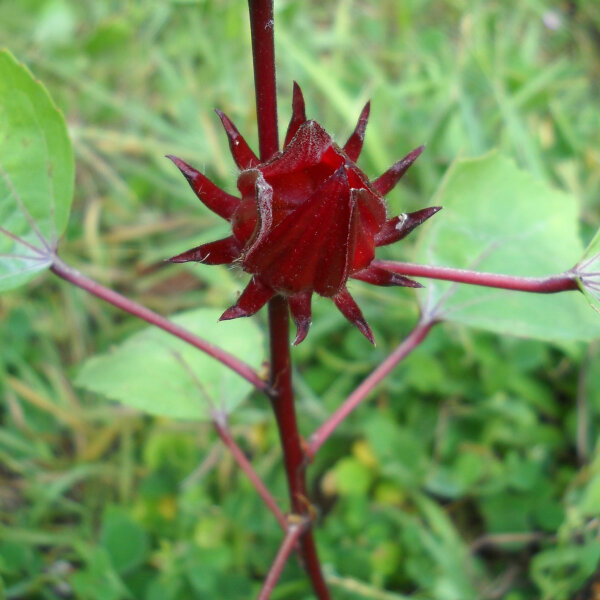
[1,1,600,598]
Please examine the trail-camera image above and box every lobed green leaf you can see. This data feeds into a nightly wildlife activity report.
[0,49,74,291]
[415,151,600,342]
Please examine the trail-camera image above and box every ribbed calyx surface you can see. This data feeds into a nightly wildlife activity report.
[167,83,440,344]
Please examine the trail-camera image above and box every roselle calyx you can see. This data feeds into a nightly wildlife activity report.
[167,83,440,344]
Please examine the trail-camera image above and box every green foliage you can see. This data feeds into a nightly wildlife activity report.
[0,49,74,290]
[578,226,600,314]
[1,1,600,599]
[100,506,150,575]
[75,308,263,420]
[69,547,132,600]
[417,151,600,341]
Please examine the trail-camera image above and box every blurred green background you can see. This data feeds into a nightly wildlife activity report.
[1,0,600,598]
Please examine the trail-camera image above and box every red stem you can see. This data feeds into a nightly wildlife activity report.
[50,257,269,393]
[248,1,330,597]
[309,319,435,456]
[267,298,303,507]
[248,0,279,161]
[374,260,580,294]
[213,413,287,531]
[257,520,307,600]
[267,297,330,599]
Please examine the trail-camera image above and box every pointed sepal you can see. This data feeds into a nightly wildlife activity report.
[351,265,422,288]
[333,287,374,344]
[167,155,239,221]
[372,145,425,196]
[284,82,307,148]
[167,236,241,264]
[343,101,370,162]
[220,277,275,321]
[289,291,312,345]
[375,206,442,247]
[215,109,260,170]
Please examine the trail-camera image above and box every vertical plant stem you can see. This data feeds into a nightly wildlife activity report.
[268,297,331,599]
[267,297,302,506]
[248,2,330,596]
[248,0,279,161]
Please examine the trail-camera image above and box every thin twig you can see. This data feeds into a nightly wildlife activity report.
[374,260,580,294]
[50,256,270,393]
[181,441,222,489]
[469,531,550,553]
[308,318,436,456]
[213,411,287,531]
[257,519,308,600]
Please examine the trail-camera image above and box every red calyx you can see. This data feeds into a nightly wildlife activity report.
[167,83,440,344]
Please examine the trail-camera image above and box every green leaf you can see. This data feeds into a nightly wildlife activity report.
[100,506,150,574]
[415,151,600,341]
[0,49,74,291]
[531,542,600,600]
[576,226,600,314]
[332,457,374,496]
[75,308,263,420]
[69,547,132,600]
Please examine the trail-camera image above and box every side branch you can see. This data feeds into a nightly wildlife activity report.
[308,319,436,456]
[258,519,308,600]
[213,413,287,531]
[50,257,270,394]
[374,260,580,294]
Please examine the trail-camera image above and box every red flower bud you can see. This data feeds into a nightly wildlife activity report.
[168,83,440,344]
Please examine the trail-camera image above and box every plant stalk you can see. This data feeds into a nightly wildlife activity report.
[374,260,580,294]
[248,2,330,596]
[213,413,287,531]
[267,297,303,507]
[309,319,436,456]
[50,257,269,393]
[267,297,331,599]
[248,0,279,161]
[257,520,308,600]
